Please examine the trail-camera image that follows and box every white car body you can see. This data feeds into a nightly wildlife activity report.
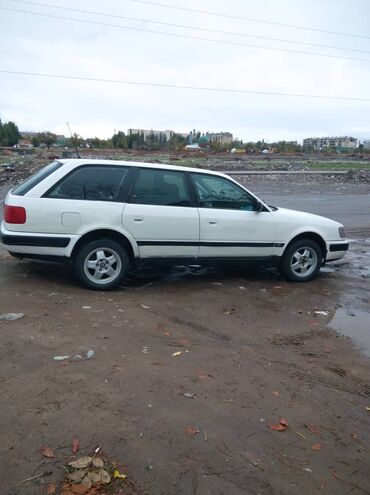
[1,159,349,288]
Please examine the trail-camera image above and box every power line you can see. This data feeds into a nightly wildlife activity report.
[3,7,370,64]
[1,69,369,102]
[9,0,370,56]
[128,0,370,41]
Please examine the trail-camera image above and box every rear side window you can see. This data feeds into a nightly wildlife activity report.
[129,168,191,207]
[12,161,63,196]
[45,166,128,202]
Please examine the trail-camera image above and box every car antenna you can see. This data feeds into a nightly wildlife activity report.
[66,121,81,159]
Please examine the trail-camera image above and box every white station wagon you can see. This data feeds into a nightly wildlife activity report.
[1,159,349,289]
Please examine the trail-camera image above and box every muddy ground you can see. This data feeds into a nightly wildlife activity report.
[1,162,370,494]
[1,242,370,494]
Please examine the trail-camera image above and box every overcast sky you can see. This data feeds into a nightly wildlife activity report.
[1,0,370,142]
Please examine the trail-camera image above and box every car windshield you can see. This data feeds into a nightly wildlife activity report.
[11,161,63,196]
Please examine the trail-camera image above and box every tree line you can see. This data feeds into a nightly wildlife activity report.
[1,118,368,154]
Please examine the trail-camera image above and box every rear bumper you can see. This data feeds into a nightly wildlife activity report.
[1,222,78,257]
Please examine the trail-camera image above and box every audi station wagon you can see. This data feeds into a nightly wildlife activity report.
[1,159,349,289]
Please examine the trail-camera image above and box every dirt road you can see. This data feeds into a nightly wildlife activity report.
[1,234,370,494]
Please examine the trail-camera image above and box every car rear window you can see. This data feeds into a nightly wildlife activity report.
[12,161,63,196]
[45,166,128,202]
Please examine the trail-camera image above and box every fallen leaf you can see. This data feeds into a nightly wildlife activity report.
[72,437,80,455]
[68,456,92,469]
[81,476,92,490]
[366,407,370,412]
[70,484,90,494]
[267,423,287,431]
[312,443,322,451]
[113,469,127,480]
[40,446,55,458]
[306,423,320,434]
[47,483,57,494]
[272,390,280,397]
[172,351,182,357]
[100,469,111,484]
[68,470,86,482]
[279,417,289,427]
[164,331,172,336]
[185,426,200,437]
[351,432,359,440]
[92,457,104,468]
[223,308,235,315]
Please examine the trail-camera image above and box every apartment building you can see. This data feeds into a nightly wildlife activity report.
[303,136,358,151]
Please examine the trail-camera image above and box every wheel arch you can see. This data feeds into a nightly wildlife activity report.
[71,229,137,264]
[283,232,327,260]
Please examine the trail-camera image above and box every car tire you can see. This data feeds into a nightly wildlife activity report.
[74,239,130,290]
[280,239,322,282]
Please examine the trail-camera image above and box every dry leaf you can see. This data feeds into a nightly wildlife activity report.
[172,351,182,357]
[279,417,289,427]
[47,483,57,494]
[272,390,280,397]
[70,484,90,494]
[185,426,200,437]
[351,432,359,440]
[268,417,288,431]
[312,443,322,451]
[100,469,111,484]
[267,423,287,431]
[306,423,320,434]
[68,456,92,469]
[68,470,86,482]
[366,406,370,412]
[81,476,92,490]
[72,437,80,455]
[40,446,55,458]
[92,457,104,468]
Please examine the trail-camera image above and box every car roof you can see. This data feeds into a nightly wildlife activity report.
[59,158,230,178]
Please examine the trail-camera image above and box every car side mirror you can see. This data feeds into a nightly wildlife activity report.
[252,199,263,212]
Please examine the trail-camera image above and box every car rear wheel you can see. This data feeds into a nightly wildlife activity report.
[280,239,322,282]
[74,239,130,290]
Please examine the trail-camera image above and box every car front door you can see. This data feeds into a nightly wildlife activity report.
[122,168,199,259]
[190,173,276,259]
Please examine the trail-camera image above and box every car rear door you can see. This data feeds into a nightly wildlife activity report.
[190,173,276,259]
[122,167,199,259]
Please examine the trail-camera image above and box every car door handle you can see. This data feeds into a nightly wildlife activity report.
[134,218,144,222]
[208,221,218,225]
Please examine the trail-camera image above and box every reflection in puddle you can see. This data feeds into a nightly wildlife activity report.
[121,264,277,289]
[330,308,370,358]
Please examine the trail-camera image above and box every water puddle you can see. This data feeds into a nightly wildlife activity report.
[120,263,277,289]
[329,308,370,358]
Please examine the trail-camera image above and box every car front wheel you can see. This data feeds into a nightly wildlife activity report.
[280,239,322,282]
[74,239,130,290]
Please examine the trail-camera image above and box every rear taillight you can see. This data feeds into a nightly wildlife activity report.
[4,205,27,224]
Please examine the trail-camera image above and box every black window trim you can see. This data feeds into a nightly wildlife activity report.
[42,163,132,202]
[127,166,197,208]
[189,171,264,211]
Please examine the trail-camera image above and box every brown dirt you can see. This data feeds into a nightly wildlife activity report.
[0,239,370,495]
